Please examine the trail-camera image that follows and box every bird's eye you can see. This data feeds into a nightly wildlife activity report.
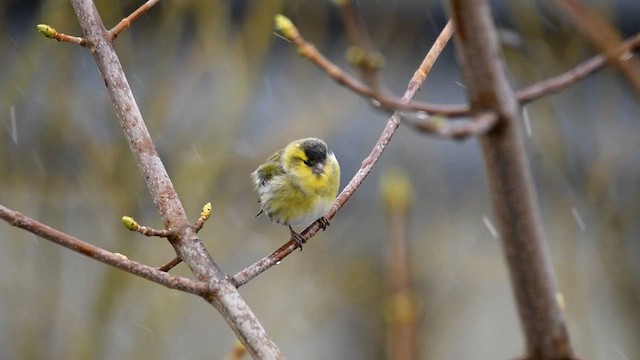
[303,160,312,167]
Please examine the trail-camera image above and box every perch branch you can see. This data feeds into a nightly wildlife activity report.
[231,19,454,288]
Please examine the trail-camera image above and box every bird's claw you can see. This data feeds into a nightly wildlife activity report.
[318,216,330,231]
[289,226,305,251]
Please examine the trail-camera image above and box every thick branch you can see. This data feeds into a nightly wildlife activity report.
[231,20,454,288]
[68,0,282,358]
[451,1,576,359]
[0,204,207,296]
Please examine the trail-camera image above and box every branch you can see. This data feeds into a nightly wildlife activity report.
[65,1,283,358]
[451,0,577,358]
[403,111,498,139]
[517,33,640,103]
[552,0,640,96]
[333,0,384,91]
[231,19,455,288]
[36,24,87,46]
[272,15,466,116]
[270,15,640,121]
[158,256,183,272]
[128,203,211,272]
[108,0,160,40]
[400,32,640,137]
[0,204,208,296]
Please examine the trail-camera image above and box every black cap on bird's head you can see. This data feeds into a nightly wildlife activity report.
[302,138,327,162]
[301,138,329,175]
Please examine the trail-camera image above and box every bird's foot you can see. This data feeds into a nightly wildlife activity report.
[289,226,305,251]
[318,216,330,231]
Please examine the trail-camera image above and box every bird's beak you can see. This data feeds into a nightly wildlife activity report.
[312,162,325,175]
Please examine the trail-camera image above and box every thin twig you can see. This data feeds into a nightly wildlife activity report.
[231,20,455,288]
[36,24,87,46]
[0,204,208,296]
[523,34,640,102]
[552,0,640,96]
[158,256,183,272]
[334,0,384,91]
[406,20,454,95]
[273,15,464,116]
[108,0,160,40]
[404,111,498,139]
[122,216,173,237]
[404,32,640,135]
[272,15,640,119]
[516,32,640,103]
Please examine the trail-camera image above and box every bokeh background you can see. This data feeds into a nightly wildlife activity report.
[1,0,639,359]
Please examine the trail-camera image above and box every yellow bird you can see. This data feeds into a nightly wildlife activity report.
[252,138,340,247]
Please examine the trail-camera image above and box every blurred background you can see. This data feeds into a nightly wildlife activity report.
[1,0,639,359]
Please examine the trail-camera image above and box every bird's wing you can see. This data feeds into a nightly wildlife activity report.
[253,149,285,188]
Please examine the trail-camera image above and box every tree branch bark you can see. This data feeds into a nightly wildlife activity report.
[0,204,209,295]
[68,0,282,358]
[450,1,577,358]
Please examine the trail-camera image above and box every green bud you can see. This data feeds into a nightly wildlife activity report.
[122,216,139,231]
[201,202,212,220]
[274,14,298,40]
[37,24,57,39]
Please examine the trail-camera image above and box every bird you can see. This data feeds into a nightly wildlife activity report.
[251,137,340,248]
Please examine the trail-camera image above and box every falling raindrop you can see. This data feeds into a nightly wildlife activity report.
[454,81,467,89]
[482,216,498,239]
[264,76,273,102]
[273,32,290,43]
[191,144,203,162]
[32,150,44,172]
[571,207,586,231]
[612,345,630,360]
[523,107,532,137]
[9,106,17,144]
